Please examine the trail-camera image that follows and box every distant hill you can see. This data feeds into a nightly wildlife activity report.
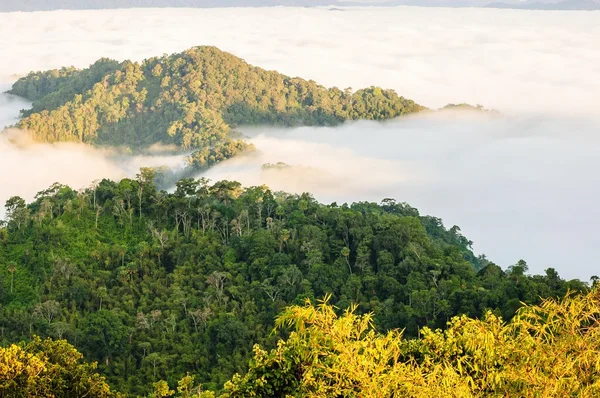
[346,0,600,8]
[486,0,600,10]
[9,46,424,169]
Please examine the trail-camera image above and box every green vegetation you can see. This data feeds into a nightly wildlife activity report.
[5,292,600,398]
[442,103,499,113]
[0,336,113,397]
[224,290,600,397]
[0,174,587,396]
[9,46,424,169]
[261,162,292,170]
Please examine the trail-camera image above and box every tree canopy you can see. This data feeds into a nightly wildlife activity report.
[224,289,600,397]
[0,176,588,395]
[0,336,113,397]
[9,46,425,169]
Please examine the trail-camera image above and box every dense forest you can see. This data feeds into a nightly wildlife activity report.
[0,173,589,396]
[223,289,600,397]
[9,46,424,170]
[0,45,592,396]
[5,291,600,397]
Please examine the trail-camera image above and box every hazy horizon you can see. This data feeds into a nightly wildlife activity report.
[2,0,599,12]
[1,6,599,280]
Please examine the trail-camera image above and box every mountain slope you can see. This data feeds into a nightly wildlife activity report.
[0,177,586,394]
[9,46,424,169]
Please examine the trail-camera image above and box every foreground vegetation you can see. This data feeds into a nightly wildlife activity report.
[3,289,600,397]
[0,174,588,395]
[2,33,591,398]
[0,337,112,397]
[224,289,600,397]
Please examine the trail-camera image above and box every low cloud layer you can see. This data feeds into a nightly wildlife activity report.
[199,112,600,280]
[0,7,599,114]
[0,7,598,280]
[0,89,25,127]
[0,91,185,216]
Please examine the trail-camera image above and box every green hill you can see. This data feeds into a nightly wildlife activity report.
[0,176,585,395]
[9,46,425,169]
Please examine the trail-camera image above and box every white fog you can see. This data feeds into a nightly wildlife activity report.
[0,6,599,280]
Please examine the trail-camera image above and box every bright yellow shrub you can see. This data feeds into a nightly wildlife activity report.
[224,290,600,398]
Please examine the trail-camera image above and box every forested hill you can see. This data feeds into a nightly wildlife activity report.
[8,46,424,169]
[0,175,587,395]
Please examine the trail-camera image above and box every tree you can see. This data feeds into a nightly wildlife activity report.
[136,167,156,219]
[262,279,281,302]
[7,263,16,294]
[80,310,127,367]
[0,337,112,397]
[508,259,529,286]
[341,246,352,274]
[145,353,168,380]
[207,271,227,306]
[151,380,174,398]
[279,265,303,290]
[34,300,60,324]
[223,290,600,397]
[188,307,212,333]
[176,374,215,398]
[97,286,107,311]
[4,196,29,231]
[0,177,586,395]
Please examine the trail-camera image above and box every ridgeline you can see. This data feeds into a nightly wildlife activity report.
[9,46,424,170]
[0,175,587,395]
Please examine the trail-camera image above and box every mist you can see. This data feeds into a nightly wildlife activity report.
[1,7,599,113]
[0,6,599,279]
[0,90,186,216]
[198,111,600,280]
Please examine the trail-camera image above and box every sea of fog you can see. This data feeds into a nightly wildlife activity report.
[0,7,599,280]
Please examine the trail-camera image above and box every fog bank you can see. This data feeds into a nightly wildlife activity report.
[199,111,600,280]
[0,7,599,114]
[0,91,185,215]
[0,7,598,280]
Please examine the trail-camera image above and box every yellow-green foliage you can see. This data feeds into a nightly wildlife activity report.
[223,290,600,397]
[151,375,215,398]
[0,336,113,397]
[2,290,599,397]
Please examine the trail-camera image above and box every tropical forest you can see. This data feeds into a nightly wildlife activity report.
[1,44,598,398]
